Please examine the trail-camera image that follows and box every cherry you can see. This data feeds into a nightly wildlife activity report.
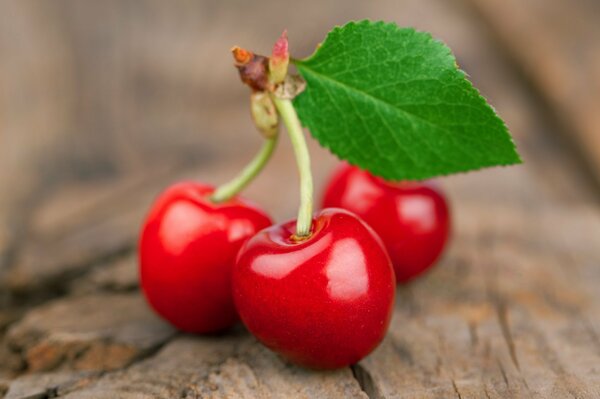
[232,208,395,369]
[322,163,450,283]
[139,181,272,333]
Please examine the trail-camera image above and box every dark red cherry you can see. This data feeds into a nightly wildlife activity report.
[232,208,395,369]
[139,182,272,333]
[322,163,450,283]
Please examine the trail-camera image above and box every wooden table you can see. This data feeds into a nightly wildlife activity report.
[1,1,599,397]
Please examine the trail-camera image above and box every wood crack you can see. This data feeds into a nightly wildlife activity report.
[581,317,600,358]
[483,385,492,399]
[350,364,383,399]
[12,334,176,399]
[496,359,509,388]
[495,300,520,371]
[5,244,134,314]
[450,378,462,399]
[14,371,103,399]
[485,261,521,372]
[451,379,463,399]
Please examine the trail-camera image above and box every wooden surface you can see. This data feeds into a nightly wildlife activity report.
[1,1,599,398]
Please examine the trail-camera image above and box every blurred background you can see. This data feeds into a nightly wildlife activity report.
[0,0,599,319]
[1,1,600,394]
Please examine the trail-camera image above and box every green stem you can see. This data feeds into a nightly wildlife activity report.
[271,95,313,237]
[210,134,278,203]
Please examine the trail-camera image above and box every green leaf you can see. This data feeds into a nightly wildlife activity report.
[292,20,521,180]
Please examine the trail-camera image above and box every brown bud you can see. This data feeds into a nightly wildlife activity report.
[231,46,270,92]
[231,46,253,66]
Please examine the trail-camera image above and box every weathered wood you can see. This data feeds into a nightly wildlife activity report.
[357,200,600,398]
[59,335,367,399]
[1,0,599,397]
[4,294,174,373]
[69,255,139,295]
[4,371,101,399]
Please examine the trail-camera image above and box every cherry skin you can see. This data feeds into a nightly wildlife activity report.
[139,181,272,333]
[322,163,450,283]
[232,208,396,369]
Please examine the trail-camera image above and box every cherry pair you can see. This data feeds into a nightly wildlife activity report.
[139,164,449,369]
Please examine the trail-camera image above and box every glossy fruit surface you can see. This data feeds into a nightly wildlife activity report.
[322,163,450,283]
[233,208,395,369]
[139,181,272,333]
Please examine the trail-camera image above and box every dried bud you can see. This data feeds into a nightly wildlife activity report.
[273,74,306,100]
[250,92,279,138]
[269,30,289,85]
[231,46,253,66]
[231,46,270,91]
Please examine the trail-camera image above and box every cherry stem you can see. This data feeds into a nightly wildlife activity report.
[210,134,278,203]
[271,95,313,237]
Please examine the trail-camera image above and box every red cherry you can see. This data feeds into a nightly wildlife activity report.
[139,182,272,333]
[232,208,395,369]
[322,164,450,283]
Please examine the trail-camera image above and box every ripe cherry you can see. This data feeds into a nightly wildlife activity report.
[232,208,395,369]
[139,182,272,333]
[322,163,450,283]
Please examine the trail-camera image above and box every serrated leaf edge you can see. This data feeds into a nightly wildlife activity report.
[292,20,522,180]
